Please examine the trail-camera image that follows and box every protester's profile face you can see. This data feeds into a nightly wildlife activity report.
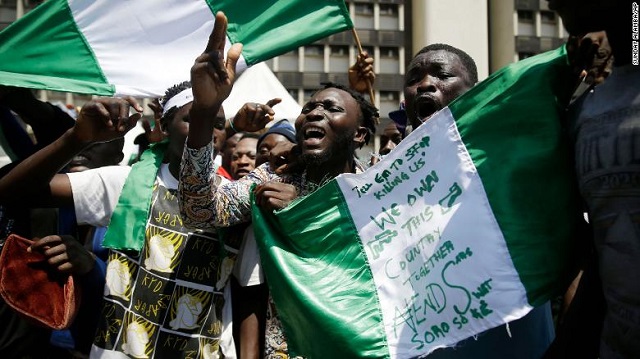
[166,102,192,158]
[68,138,125,172]
[256,133,292,167]
[212,109,226,156]
[404,50,472,129]
[230,137,257,179]
[379,122,402,156]
[295,88,363,165]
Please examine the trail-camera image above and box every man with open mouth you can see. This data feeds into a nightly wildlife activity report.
[402,43,478,135]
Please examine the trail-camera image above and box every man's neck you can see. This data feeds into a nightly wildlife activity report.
[305,159,354,184]
[168,156,180,179]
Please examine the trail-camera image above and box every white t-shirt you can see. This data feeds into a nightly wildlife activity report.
[68,165,131,227]
[232,224,264,287]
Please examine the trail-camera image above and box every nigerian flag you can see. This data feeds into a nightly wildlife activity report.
[0,0,352,97]
[252,46,581,358]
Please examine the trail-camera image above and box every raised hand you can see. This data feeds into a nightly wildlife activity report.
[191,11,243,114]
[232,98,282,132]
[348,51,375,94]
[142,98,167,144]
[72,96,142,145]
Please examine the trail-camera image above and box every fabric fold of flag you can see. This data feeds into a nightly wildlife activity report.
[252,46,582,358]
[0,0,353,97]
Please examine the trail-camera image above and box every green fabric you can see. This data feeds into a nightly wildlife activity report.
[0,0,113,95]
[103,142,167,251]
[206,0,353,65]
[251,181,389,359]
[449,46,581,305]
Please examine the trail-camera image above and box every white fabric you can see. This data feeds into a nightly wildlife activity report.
[162,88,193,116]
[222,62,301,122]
[68,165,131,227]
[69,0,246,97]
[232,224,264,286]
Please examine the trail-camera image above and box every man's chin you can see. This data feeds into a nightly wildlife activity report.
[301,151,329,167]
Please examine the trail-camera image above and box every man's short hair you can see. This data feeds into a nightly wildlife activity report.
[160,81,191,128]
[238,132,260,142]
[415,44,478,85]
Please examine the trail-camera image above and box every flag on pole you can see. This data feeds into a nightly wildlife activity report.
[252,46,581,358]
[0,0,352,97]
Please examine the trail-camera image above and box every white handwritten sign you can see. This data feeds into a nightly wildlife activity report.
[336,109,531,357]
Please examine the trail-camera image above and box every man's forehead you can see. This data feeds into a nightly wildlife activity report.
[310,87,353,103]
[235,137,258,149]
[409,50,462,69]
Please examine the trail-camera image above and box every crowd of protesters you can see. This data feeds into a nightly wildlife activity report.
[0,0,637,358]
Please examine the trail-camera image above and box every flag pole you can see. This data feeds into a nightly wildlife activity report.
[351,28,376,105]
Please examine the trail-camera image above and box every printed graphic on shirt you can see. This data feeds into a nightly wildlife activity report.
[199,337,222,359]
[165,286,213,333]
[118,312,160,359]
[94,301,126,351]
[130,268,175,324]
[143,225,187,276]
[175,231,232,289]
[104,251,139,303]
[150,186,184,232]
[155,331,203,358]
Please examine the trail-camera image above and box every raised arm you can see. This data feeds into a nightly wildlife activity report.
[0,97,142,207]
[180,12,290,229]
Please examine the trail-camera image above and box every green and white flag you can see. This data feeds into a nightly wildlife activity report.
[0,0,352,97]
[252,46,581,358]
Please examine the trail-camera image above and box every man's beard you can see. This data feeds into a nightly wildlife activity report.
[301,129,357,168]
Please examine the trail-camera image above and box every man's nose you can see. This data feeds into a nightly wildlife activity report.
[416,75,437,93]
[306,105,325,121]
[379,140,396,156]
[238,155,252,164]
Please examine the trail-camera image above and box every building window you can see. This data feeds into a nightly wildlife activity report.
[380,47,399,58]
[517,10,534,22]
[355,45,374,57]
[304,45,324,57]
[278,50,299,72]
[354,3,373,15]
[286,88,298,101]
[379,4,398,16]
[518,52,536,60]
[380,91,399,101]
[330,45,348,57]
[540,10,556,23]
[303,89,316,102]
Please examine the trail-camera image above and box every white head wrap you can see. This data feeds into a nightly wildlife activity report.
[162,87,193,117]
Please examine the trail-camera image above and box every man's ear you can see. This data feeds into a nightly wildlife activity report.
[354,126,369,148]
